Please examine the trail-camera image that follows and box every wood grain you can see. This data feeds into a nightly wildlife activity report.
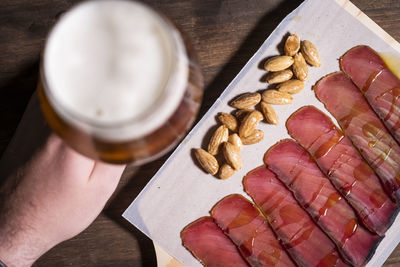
[0,0,399,266]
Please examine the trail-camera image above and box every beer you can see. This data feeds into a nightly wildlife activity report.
[39,0,203,164]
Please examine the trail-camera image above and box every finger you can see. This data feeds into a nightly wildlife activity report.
[88,162,125,195]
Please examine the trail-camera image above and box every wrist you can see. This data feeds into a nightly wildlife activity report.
[0,245,37,267]
[0,200,50,267]
[0,229,43,267]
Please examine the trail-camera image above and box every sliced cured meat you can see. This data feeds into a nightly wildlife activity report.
[340,46,386,90]
[287,105,397,236]
[340,45,400,143]
[264,139,381,266]
[314,72,400,201]
[181,216,249,267]
[244,166,348,267]
[211,194,295,267]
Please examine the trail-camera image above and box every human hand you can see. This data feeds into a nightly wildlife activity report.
[0,95,125,266]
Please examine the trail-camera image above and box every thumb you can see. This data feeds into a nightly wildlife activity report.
[89,162,126,197]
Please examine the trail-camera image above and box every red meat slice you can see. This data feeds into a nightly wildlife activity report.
[264,139,380,266]
[287,106,397,236]
[181,216,249,267]
[314,72,400,201]
[244,166,348,267]
[340,45,400,143]
[211,194,295,267]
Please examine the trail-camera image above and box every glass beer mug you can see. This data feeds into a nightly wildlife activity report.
[38,0,203,164]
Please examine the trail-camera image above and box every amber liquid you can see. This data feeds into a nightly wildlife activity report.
[38,26,203,164]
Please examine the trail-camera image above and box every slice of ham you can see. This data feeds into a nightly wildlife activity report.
[340,45,400,143]
[181,216,249,267]
[287,106,397,236]
[314,72,400,201]
[264,139,381,266]
[211,194,295,267]
[244,166,348,267]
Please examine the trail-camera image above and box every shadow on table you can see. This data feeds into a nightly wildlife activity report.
[0,61,41,186]
[104,158,168,266]
[105,0,303,264]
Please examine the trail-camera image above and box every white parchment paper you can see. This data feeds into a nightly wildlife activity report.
[123,0,400,266]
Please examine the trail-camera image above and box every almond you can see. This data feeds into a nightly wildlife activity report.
[228,133,243,151]
[241,129,264,145]
[276,79,304,94]
[260,102,278,125]
[195,149,219,175]
[219,164,235,180]
[229,92,261,109]
[222,142,242,170]
[266,69,293,84]
[301,40,321,67]
[262,90,293,105]
[292,52,308,81]
[284,34,300,56]
[218,112,238,132]
[208,125,229,155]
[239,110,263,138]
[234,109,253,121]
[264,56,294,72]
[253,110,264,121]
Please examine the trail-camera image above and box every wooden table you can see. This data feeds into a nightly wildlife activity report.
[1,0,400,266]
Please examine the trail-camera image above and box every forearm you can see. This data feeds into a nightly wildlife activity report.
[0,235,39,267]
[0,189,49,267]
[0,222,43,267]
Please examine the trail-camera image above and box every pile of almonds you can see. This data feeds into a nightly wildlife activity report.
[194,106,264,180]
[262,34,321,122]
[194,34,321,180]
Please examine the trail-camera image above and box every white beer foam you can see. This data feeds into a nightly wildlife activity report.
[44,0,188,141]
